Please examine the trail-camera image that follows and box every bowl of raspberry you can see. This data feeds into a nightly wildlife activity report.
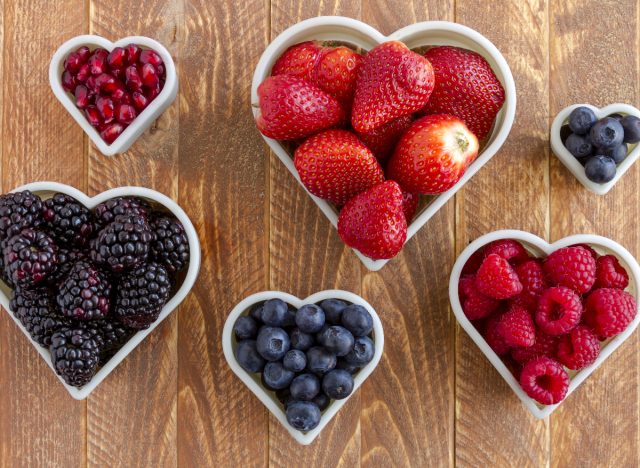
[449,229,640,419]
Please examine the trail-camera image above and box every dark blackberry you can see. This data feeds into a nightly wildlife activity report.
[93,197,150,229]
[150,215,190,274]
[0,190,43,241]
[80,320,136,364]
[90,215,153,273]
[3,229,59,288]
[50,327,101,387]
[42,193,94,246]
[10,287,71,346]
[57,260,112,321]
[48,247,86,284]
[115,262,171,329]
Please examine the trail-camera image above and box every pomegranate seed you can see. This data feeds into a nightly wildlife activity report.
[95,73,118,93]
[131,91,148,111]
[115,104,137,124]
[86,75,98,93]
[141,63,159,88]
[61,71,77,92]
[125,65,142,91]
[145,84,161,101]
[100,123,124,144]
[84,106,102,127]
[111,67,124,80]
[126,44,141,64]
[96,97,115,123]
[75,85,90,108]
[107,47,126,69]
[140,49,163,66]
[156,64,166,79]
[64,52,82,73]
[76,63,90,83]
[76,46,91,63]
[111,85,127,103]
[88,48,108,75]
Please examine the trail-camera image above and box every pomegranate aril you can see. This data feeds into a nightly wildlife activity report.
[145,85,160,101]
[131,91,148,111]
[111,67,124,80]
[96,97,115,123]
[141,63,159,88]
[76,46,91,63]
[125,44,141,64]
[76,63,90,83]
[64,52,82,73]
[100,123,124,144]
[75,85,90,109]
[88,48,108,75]
[156,64,166,79]
[140,49,163,66]
[125,65,142,91]
[107,47,126,69]
[95,73,118,93]
[115,104,137,124]
[61,71,77,92]
[111,85,127,103]
[85,106,102,127]
[86,75,99,93]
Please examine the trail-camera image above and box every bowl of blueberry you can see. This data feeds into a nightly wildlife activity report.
[551,103,640,195]
[222,290,383,445]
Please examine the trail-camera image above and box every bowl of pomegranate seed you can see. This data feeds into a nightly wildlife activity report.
[251,17,516,271]
[50,35,178,156]
[449,229,640,418]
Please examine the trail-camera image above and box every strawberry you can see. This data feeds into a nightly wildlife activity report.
[421,46,505,140]
[401,189,419,223]
[357,115,413,163]
[271,41,324,82]
[337,180,407,260]
[351,41,434,134]
[294,130,384,205]
[386,114,479,194]
[256,75,344,140]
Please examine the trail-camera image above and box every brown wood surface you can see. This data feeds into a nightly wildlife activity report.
[0,1,639,467]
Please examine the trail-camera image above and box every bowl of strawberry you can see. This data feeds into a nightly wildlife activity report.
[252,17,516,270]
[449,230,640,418]
[50,35,178,156]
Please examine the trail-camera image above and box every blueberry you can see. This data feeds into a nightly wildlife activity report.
[584,155,616,183]
[233,315,258,340]
[276,387,293,407]
[261,299,290,326]
[315,324,329,342]
[320,299,348,324]
[336,359,361,374]
[341,305,374,337]
[568,106,597,135]
[312,392,330,411]
[295,304,325,333]
[262,361,295,390]
[603,143,628,164]
[590,117,624,149]
[621,115,640,143]
[256,326,290,361]
[286,401,321,432]
[306,346,337,375]
[290,328,315,351]
[283,309,296,328]
[609,113,624,121]
[235,340,265,373]
[283,349,307,372]
[564,133,593,160]
[249,304,264,322]
[560,124,572,145]
[344,336,375,366]
[322,369,354,400]
[289,373,320,400]
[318,326,355,357]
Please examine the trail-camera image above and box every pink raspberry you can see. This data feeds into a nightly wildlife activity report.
[543,246,596,294]
[583,288,637,338]
[535,286,582,335]
[458,275,499,320]
[556,325,600,370]
[461,247,485,275]
[511,330,558,365]
[510,260,547,311]
[519,356,569,405]
[497,305,536,347]
[483,313,510,356]
[475,253,523,300]
[570,243,599,260]
[484,239,530,265]
[594,254,629,290]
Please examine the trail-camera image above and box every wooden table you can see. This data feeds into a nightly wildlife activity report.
[0,0,638,466]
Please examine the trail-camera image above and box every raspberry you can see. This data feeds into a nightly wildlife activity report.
[475,254,523,299]
[458,275,499,320]
[535,286,582,335]
[483,313,510,355]
[570,243,598,260]
[594,254,629,290]
[556,325,600,370]
[484,239,529,265]
[510,260,547,311]
[511,330,558,365]
[519,356,569,405]
[461,247,485,275]
[497,305,535,347]
[543,246,596,294]
[583,288,637,338]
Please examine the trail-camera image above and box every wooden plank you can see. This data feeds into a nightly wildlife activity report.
[549,1,639,465]
[0,1,87,467]
[86,1,181,466]
[455,0,550,466]
[359,2,455,467]
[176,0,270,466]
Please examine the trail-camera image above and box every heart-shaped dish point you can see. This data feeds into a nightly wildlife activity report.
[222,289,384,445]
[49,35,178,156]
[2,181,200,400]
[252,16,516,271]
[551,103,640,195]
[449,229,640,419]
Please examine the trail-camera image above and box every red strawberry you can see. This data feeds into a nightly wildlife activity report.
[357,115,413,163]
[337,181,407,260]
[294,129,384,206]
[271,41,323,82]
[386,114,479,194]
[256,75,344,140]
[401,189,419,223]
[351,41,434,133]
[421,46,505,140]
[315,46,362,108]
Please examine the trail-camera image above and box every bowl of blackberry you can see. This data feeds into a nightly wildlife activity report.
[0,182,199,399]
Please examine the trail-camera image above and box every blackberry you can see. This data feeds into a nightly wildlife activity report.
[115,262,171,329]
[43,193,94,246]
[57,260,112,320]
[0,190,43,241]
[50,327,101,387]
[10,287,71,346]
[48,247,86,284]
[3,229,59,288]
[80,320,135,364]
[150,215,190,273]
[93,197,150,229]
[91,215,153,273]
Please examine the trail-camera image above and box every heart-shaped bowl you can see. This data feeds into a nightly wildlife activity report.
[222,289,384,445]
[2,181,201,400]
[49,35,178,156]
[449,229,640,419]
[251,16,517,271]
[551,103,640,195]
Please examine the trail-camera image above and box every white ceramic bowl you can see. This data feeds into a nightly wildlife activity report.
[551,103,640,195]
[49,35,178,156]
[449,229,640,419]
[251,16,516,271]
[2,181,201,400]
[222,290,384,445]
